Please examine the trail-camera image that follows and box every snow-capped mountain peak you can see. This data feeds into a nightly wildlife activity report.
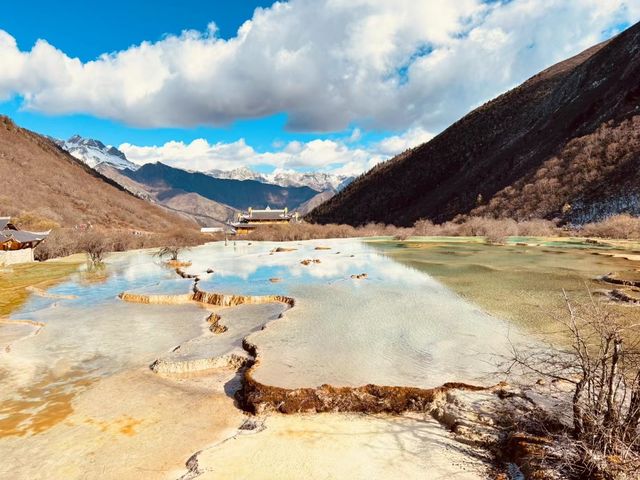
[54,135,138,171]
[207,166,264,182]
[266,171,353,192]
[206,167,354,192]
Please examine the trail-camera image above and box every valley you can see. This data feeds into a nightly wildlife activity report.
[1,6,640,479]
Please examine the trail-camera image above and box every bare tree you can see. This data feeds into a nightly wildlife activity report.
[154,228,204,261]
[80,231,108,265]
[506,292,640,478]
[155,245,182,262]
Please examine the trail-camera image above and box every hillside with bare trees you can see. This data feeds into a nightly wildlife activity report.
[0,115,197,232]
[308,21,640,227]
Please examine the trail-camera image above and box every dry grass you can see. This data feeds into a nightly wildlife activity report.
[243,222,413,242]
[0,260,82,316]
[30,214,640,262]
[34,228,209,261]
[580,214,640,240]
[242,215,640,243]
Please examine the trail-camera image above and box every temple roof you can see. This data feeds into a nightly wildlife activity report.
[247,210,290,221]
[0,217,49,246]
[239,206,292,221]
[2,230,48,243]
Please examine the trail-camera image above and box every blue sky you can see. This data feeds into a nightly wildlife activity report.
[0,0,391,166]
[0,1,638,174]
[0,0,310,151]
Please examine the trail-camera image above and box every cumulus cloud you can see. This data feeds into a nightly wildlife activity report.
[120,126,434,176]
[376,127,434,156]
[1,0,638,132]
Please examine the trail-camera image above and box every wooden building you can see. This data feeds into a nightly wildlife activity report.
[230,206,299,234]
[0,217,50,265]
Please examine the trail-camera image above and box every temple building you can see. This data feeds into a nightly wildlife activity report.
[231,206,299,234]
[0,217,50,265]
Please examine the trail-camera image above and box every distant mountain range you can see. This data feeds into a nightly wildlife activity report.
[50,135,351,226]
[122,161,318,217]
[207,167,354,193]
[308,21,640,226]
[52,136,354,194]
[49,135,352,225]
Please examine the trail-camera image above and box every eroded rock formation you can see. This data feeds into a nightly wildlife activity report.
[118,292,193,305]
[239,370,494,415]
[118,288,294,309]
[192,285,294,308]
[300,259,321,265]
[150,353,248,374]
[207,313,227,334]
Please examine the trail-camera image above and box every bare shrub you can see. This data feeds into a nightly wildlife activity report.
[517,219,558,237]
[156,246,183,261]
[34,227,207,261]
[34,228,82,261]
[505,293,640,478]
[79,231,109,265]
[154,228,204,261]
[451,217,518,243]
[243,222,417,242]
[109,231,139,252]
[581,214,640,240]
[30,213,637,263]
[245,223,358,242]
[413,219,439,236]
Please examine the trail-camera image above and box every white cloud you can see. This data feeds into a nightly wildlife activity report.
[347,128,362,143]
[120,127,434,176]
[1,0,638,132]
[376,127,434,156]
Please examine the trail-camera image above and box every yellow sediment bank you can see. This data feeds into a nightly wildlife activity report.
[0,368,245,479]
[240,330,500,414]
[192,286,295,308]
[117,292,194,305]
[0,318,46,352]
[24,286,77,300]
[165,260,192,268]
[0,370,95,438]
[0,318,45,329]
